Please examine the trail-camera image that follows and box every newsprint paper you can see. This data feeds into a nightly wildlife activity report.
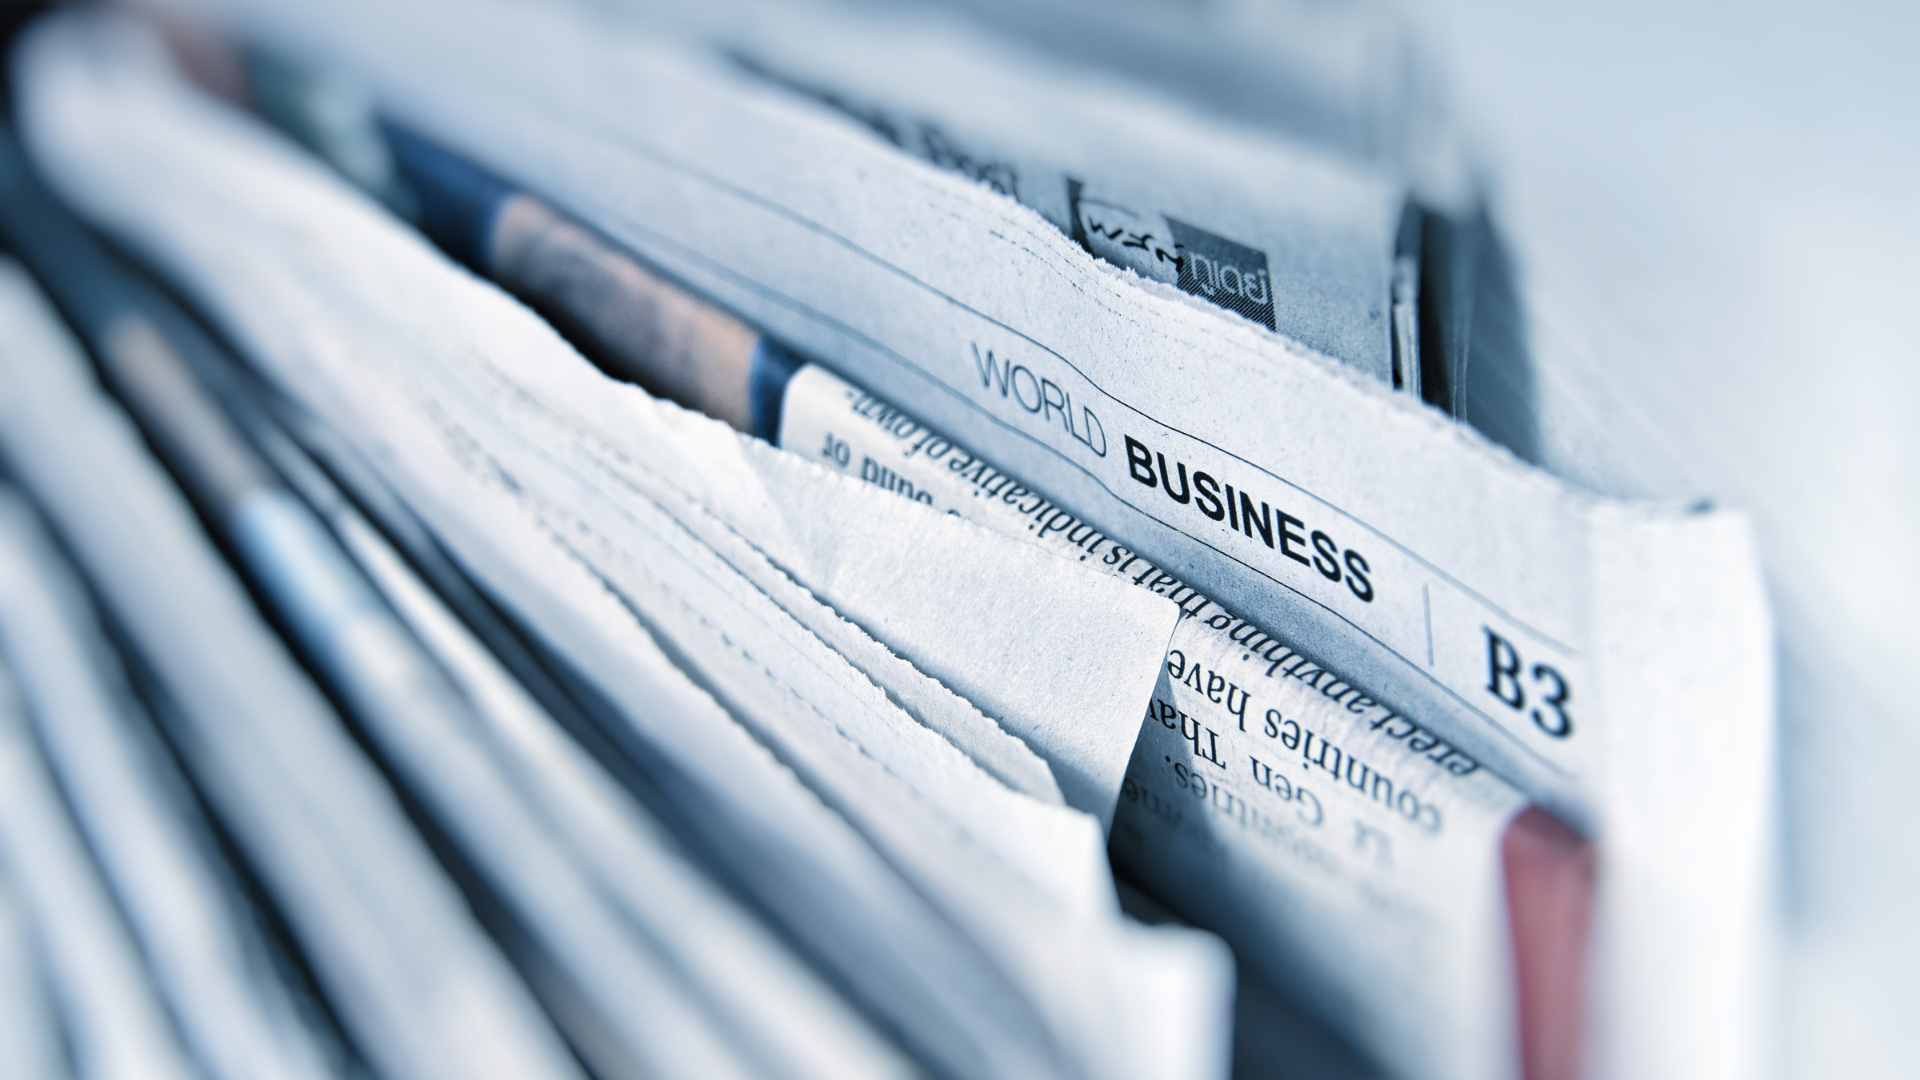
[119,2,1776,1078]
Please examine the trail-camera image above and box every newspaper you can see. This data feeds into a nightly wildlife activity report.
[563,0,1410,388]
[43,2,1778,1076]
[562,0,1482,407]
[15,16,1234,1080]
[76,258,855,1077]
[161,2,1766,1068]
[150,0,1778,1076]
[0,489,341,1080]
[0,651,197,1080]
[780,360,1531,1078]
[826,0,1484,413]
[275,438,915,1080]
[226,51,1533,1070]
[0,861,63,1080]
[0,255,584,1080]
[713,2,1411,386]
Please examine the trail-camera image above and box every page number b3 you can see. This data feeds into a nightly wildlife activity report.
[1484,628,1573,738]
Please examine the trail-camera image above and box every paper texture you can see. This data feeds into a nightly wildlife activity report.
[300,457,915,1080]
[0,653,195,1080]
[781,360,1528,1079]
[170,0,1559,796]
[221,475,779,1080]
[0,252,584,1080]
[242,405,915,1080]
[195,3,1772,1075]
[700,0,1409,382]
[0,866,64,1080]
[0,490,340,1080]
[634,400,1174,825]
[20,1,1783,1075]
[14,18,1232,1079]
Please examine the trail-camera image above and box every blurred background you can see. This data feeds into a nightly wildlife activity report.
[1405,2,1920,1072]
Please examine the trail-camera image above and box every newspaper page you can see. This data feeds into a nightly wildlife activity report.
[0,855,64,1080]
[710,1,1409,385]
[294,453,916,1080]
[0,254,588,1080]
[0,490,342,1080]
[153,1,1775,1076]
[567,0,1472,404]
[15,19,1234,1080]
[564,0,1409,387]
[779,359,1529,1077]
[0,653,198,1080]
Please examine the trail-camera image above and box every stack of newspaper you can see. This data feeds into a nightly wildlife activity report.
[0,3,1775,1080]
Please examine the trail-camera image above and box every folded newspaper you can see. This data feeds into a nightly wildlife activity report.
[0,4,1778,1080]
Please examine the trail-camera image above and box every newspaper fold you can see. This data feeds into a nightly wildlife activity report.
[13,16,1232,1080]
[23,0,1781,1074]
[150,0,1776,1076]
